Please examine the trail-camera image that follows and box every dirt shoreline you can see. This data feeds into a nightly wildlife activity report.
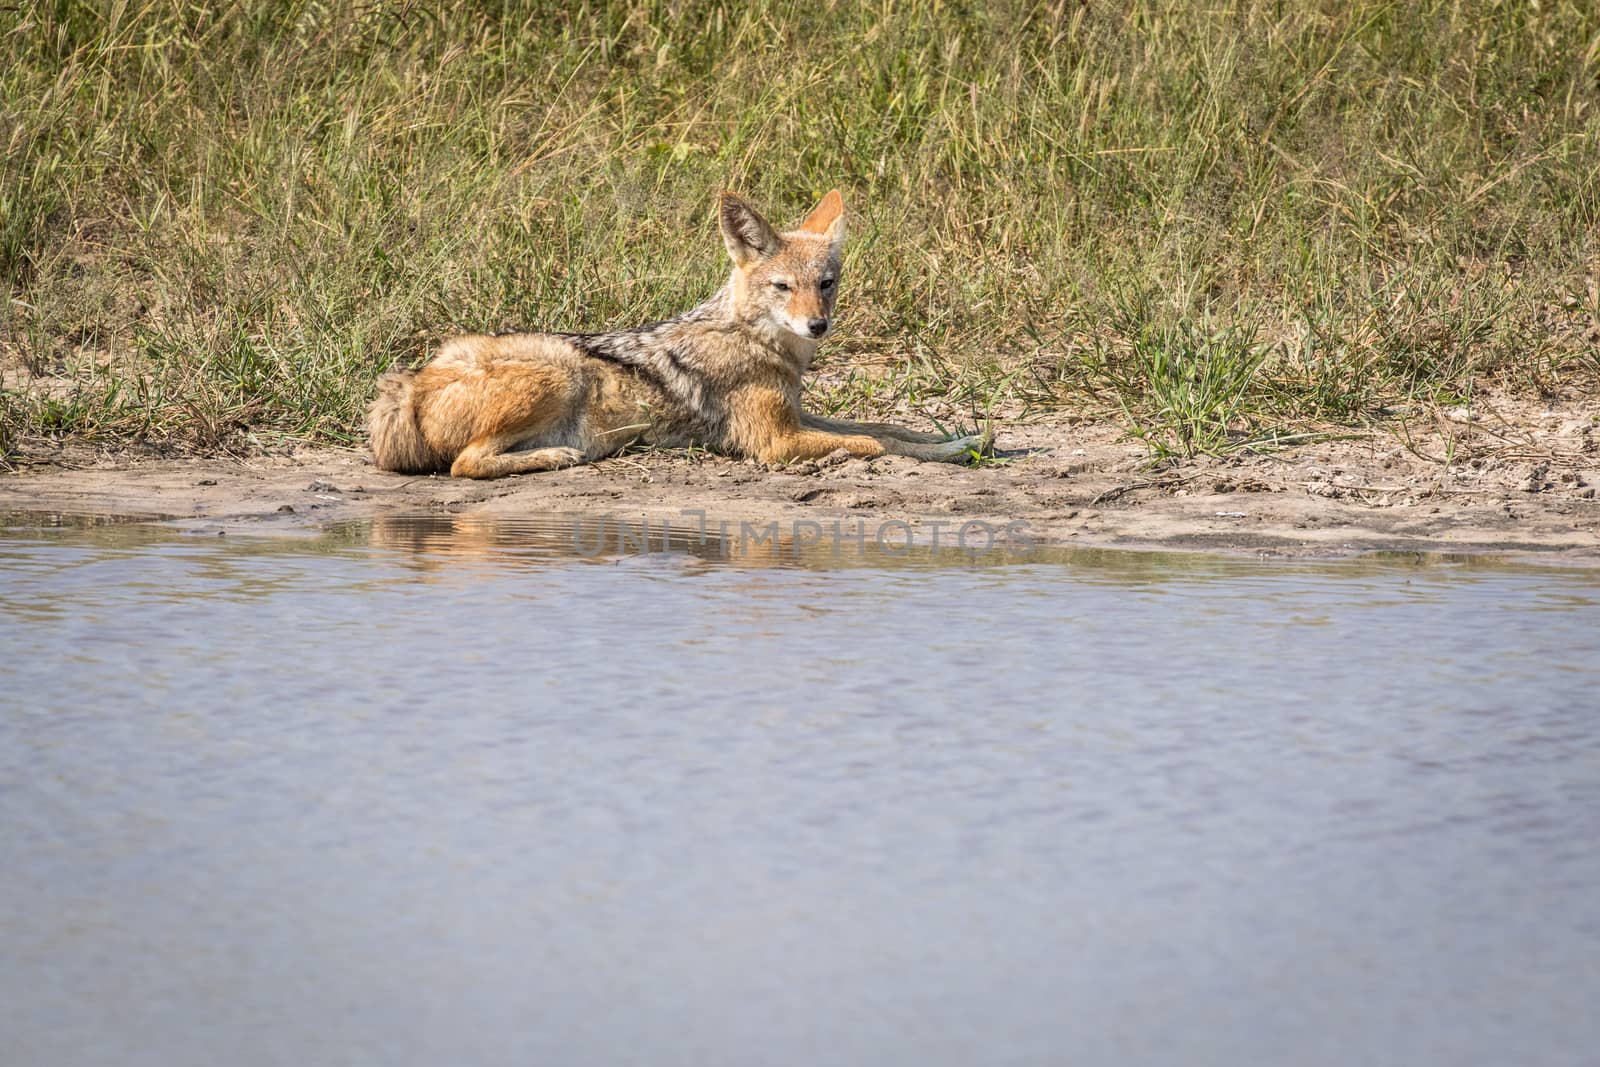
[4,407,1598,563]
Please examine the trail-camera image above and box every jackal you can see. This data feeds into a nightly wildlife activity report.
[367,189,986,479]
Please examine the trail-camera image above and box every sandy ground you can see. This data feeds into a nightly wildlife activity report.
[3,397,1598,562]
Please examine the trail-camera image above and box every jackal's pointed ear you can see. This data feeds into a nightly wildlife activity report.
[796,189,844,238]
[719,193,781,265]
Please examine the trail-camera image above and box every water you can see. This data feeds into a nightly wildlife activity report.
[3,512,1598,1067]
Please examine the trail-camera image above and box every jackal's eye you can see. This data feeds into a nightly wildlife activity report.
[772,280,791,293]
[820,277,836,291]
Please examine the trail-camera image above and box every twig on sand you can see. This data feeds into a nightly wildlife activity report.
[592,455,653,479]
[1090,474,1197,506]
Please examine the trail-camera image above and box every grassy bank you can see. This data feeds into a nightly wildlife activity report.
[3,0,1597,464]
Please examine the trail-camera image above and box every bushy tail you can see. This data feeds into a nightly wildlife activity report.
[367,369,440,473]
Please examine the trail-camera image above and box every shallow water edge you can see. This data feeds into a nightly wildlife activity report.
[3,440,1598,562]
[7,505,1600,576]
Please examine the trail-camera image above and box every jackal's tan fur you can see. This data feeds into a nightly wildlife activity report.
[367,190,983,478]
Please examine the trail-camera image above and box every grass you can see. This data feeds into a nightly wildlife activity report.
[2,0,1597,463]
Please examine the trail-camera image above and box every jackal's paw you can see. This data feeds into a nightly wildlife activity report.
[930,435,986,462]
[545,446,586,466]
[514,445,587,472]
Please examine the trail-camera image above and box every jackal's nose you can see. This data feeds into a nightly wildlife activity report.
[807,317,829,338]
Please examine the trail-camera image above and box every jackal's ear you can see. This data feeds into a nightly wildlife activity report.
[719,193,782,264]
[796,189,844,239]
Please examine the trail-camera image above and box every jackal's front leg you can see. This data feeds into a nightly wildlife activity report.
[736,387,984,465]
[755,428,985,465]
[882,434,987,462]
[757,429,888,464]
[799,411,950,443]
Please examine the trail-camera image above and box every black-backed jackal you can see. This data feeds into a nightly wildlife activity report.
[367,190,987,478]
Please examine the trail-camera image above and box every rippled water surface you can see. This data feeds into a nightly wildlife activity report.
[3,512,1599,1067]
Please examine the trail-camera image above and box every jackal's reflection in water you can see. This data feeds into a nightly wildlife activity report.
[360,511,1048,573]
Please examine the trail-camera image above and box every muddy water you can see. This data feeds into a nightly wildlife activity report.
[3,512,1599,1067]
